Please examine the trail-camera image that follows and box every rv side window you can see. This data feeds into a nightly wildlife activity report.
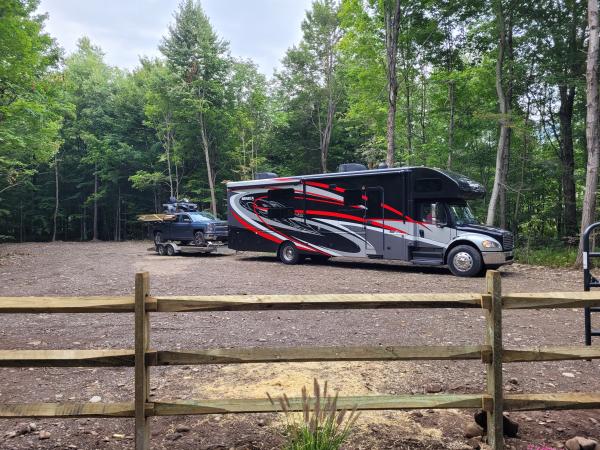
[344,189,363,206]
[416,203,447,224]
[415,178,442,193]
[268,188,294,202]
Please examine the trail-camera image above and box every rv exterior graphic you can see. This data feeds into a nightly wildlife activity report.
[226,166,513,277]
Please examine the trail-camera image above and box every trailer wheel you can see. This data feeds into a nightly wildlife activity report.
[154,231,163,245]
[193,231,206,246]
[447,245,482,277]
[279,242,303,265]
[157,244,166,256]
[165,244,176,256]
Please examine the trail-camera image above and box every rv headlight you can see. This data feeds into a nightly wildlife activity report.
[482,240,501,249]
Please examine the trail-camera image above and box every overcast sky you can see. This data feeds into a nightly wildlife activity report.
[37,0,312,76]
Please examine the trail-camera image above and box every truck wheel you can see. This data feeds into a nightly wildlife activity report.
[279,242,303,265]
[154,232,163,244]
[194,231,206,246]
[447,245,482,277]
[166,244,176,256]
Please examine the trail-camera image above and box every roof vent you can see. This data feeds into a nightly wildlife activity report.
[256,172,278,179]
[337,163,367,173]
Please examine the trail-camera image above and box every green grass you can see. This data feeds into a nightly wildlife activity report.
[268,379,360,450]
[514,246,578,268]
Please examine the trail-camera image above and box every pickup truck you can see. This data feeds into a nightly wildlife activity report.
[152,211,228,246]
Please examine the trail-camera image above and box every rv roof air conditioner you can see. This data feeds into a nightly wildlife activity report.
[255,172,278,179]
[337,163,367,173]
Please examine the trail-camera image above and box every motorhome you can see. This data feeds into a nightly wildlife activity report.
[226,165,513,277]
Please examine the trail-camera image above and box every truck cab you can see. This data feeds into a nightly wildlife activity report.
[153,211,228,246]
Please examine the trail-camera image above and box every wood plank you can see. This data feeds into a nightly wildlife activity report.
[485,271,503,450]
[0,296,134,313]
[153,394,486,416]
[503,291,600,309]
[135,272,151,450]
[504,346,600,362]
[0,402,136,418]
[155,293,484,312]
[0,349,136,367]
[505,393,600,411]
[157,345,489,365]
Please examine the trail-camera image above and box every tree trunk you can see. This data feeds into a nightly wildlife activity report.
[384,0,402,167]
[448,80,455,169]
[320,97,335,173]
[92,163,99,241]
[486,0,511,227]
[52,156,59,242]
[403,69,413,159]
[199,109,217,216]
[558,85,577,236]
[576,0,600,266]
[165,117,174,198]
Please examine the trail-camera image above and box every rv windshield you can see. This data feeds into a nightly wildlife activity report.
[448,204,478,226]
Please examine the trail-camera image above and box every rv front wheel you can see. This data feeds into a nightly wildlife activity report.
[279,242,302,265]
[447,245,482,277]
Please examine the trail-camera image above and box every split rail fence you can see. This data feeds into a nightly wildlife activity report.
[1,271,600,449]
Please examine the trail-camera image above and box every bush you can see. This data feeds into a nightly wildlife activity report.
[515,246,578,268]
[268,379,360,450]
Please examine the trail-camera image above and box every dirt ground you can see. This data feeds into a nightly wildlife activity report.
[0,241,599,450]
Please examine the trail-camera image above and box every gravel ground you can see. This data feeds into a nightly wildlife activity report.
[0,241,599,449]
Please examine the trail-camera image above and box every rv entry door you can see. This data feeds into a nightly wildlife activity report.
[365,187,384,257]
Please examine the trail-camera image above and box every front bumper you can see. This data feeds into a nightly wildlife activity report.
[482,250,514,265]
[204,233,228,242]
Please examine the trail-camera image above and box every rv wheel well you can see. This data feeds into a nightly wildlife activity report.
[444,240,481,264]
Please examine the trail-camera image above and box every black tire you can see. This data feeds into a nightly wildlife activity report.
[154,231,163,245]
[157,244,166,256]
[193,231,206,246]
[165,244,176,256]
[447,245,483,277]
[310,254,331,263]
[279,242,303,265]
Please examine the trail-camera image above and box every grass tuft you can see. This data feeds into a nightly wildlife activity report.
[268,378,360,450]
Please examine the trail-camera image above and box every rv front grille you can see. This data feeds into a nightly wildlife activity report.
[503,232,514,251]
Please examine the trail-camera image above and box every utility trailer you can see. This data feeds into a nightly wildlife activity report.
[153,241,224,256]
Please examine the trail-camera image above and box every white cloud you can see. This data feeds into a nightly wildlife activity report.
[37,0,312,75]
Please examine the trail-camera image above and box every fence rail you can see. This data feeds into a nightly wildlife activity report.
[1,271,600,449]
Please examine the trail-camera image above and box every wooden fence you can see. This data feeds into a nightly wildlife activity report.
[2,271,600,449]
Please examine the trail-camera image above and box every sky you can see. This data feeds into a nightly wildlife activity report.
[36,0,313,76]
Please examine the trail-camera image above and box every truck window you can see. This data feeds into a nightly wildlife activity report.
[180,215,192,223]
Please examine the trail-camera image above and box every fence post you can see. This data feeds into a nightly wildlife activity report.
[485,270,504,449]
[135,272,150,450]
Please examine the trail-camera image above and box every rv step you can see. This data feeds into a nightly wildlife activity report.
[411,258,444,266]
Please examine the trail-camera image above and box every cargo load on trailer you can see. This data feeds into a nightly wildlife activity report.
[226,165,513,277]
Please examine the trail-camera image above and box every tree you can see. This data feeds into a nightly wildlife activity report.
[160,0,230,216]
[576,0,600,266]
[383,0,402,166]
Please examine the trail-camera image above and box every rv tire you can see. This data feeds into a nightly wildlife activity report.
[447,245,482,277]
[165,244,176,256]
[279,242,302,265]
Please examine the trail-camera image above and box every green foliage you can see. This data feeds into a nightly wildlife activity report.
[268,379,360,450]
[515,244,578,268]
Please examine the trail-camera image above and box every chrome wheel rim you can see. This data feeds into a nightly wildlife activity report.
[283,246,295,261]
[453,251,473,272]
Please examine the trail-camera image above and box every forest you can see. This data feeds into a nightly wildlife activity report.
[1,0,599,264]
